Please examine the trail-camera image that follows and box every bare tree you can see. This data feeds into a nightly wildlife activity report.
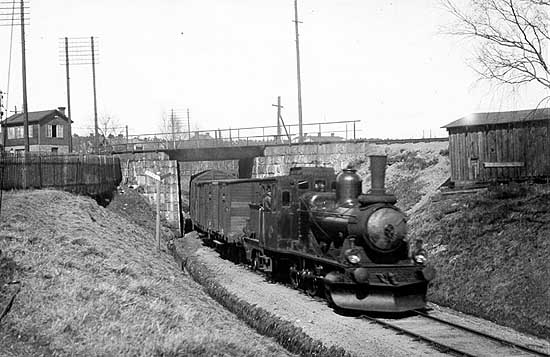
[158,109,184,148]
[98,113,124,138]
[444,0,550,91]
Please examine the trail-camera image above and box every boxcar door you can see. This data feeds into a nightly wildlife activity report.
[211,182,219,233]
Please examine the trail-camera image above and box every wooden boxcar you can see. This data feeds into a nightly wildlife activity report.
[190,170,276,242]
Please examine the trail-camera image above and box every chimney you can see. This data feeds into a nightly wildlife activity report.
[358,155,397,205]
[368,155,387,195]
[57,107,66,116]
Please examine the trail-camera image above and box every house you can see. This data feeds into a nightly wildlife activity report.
[1,107,73,153]
[442,108,550,185]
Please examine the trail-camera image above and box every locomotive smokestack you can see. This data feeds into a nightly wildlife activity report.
[369,155,387,195]
[358,155,396,205]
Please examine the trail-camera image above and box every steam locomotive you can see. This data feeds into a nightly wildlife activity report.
[188,155,435,312]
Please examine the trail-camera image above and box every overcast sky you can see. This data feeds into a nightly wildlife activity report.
[0,0,546,139]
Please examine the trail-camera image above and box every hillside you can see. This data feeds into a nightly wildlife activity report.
[0,189,293,356]
[408,184,550,339]
[351,142,450,214]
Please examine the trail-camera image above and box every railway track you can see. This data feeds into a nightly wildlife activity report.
[362,309,549,357]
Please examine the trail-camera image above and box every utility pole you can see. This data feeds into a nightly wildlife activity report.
[293,0,304,143]
[63,37,73,152]
[19,0,29,151]
[272,96,292,144]
[272,96,283,143]
[187,108,191,140]
[171,108,176,148]
[91,36,99,153]
[0,90,4,120]
[59,36,100,153]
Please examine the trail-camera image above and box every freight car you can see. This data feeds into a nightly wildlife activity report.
[188,155,435,312]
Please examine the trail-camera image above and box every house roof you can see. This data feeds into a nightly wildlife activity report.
[1,109,69,126]
[442,108,550,129]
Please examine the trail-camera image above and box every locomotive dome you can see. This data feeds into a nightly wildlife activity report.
[336,168,362,206]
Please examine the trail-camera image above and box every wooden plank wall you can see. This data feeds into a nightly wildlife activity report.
[0,152,122,196]
[449,120,550,183]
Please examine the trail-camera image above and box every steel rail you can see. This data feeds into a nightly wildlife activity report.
[361,314,477,357]
[412,309,549,357]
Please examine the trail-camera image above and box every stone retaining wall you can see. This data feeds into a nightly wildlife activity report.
[122,158,181,230]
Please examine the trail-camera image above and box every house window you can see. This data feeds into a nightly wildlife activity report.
[47,124,64,138]
[51,147,58,153]
[7,126,30,139]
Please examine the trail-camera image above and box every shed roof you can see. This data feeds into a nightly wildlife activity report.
[443,108,550,129]
[1,109,69,126]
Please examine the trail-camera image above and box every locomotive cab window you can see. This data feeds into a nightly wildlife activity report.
[330,181,337,191]
[297,180,309,190]
[282,191,291,207]
[314,179,326,191]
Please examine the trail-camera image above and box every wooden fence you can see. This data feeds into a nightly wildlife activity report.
[0,153,122,197]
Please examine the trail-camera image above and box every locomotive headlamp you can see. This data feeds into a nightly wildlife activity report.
[414,254,427,265]
[344,249,361,264]
[413,239,427,265]
[347,254,361,264]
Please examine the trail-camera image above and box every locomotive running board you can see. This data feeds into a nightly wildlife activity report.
[328,287,427,313]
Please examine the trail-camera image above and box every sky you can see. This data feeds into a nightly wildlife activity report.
[0,0,547,139]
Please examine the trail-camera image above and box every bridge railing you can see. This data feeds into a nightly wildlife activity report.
[105,120,360,153]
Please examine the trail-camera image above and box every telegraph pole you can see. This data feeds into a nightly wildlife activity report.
[0,91,4,120]
[171,108,176,148]
[19,0,29,151]
[186,108,191,139]
[272,96,291,144]
[59,36,100,153]
[293,0,304,143]
[91,36,99,153]
[63,37,73,152]
[272,96,283,143]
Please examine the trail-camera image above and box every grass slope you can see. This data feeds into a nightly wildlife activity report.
[0,189,293,356]
[409,184,550,339]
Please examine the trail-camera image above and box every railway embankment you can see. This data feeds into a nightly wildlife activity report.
[0,188,293,356]
[408,183,550,339]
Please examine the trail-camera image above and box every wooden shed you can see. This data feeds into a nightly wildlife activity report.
[442,108,550,185]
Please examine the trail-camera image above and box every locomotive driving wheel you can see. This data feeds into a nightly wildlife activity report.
[304,275,321,297]
[289,265,300,289]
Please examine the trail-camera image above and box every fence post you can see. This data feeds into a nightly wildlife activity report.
[38,154,42,188]
[156,178,161,252]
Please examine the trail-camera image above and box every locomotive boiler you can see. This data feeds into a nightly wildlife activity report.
[189,155,435,312]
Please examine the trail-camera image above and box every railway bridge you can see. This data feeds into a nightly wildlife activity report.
[113,145,265,178]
